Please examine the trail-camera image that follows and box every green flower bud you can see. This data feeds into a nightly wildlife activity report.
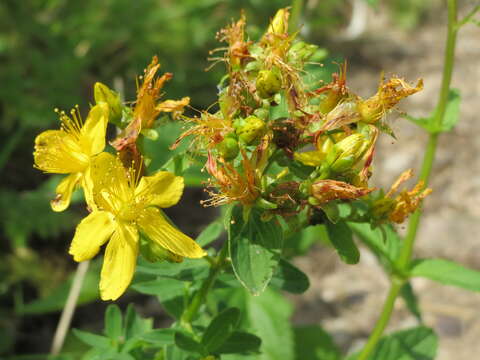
[217,134,239,160]
[94,82,122,124]
[326,133,368,173]
[256,69,282,99]
[235,116,266,145]
[141,128,159,140]
[256,197,278,210]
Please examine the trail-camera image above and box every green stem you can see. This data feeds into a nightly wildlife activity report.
[181,244,228,326]
[398,0,457,270]
[357,1,458,358]
[290,0,304,31]
[357,279,403,360]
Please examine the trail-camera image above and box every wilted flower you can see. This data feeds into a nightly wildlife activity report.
[34,103,109,211]
[68,152,205,300]
[309,179,374,205]
[372,169,432,223]
[112,56,189,156]
[358,76,423,124]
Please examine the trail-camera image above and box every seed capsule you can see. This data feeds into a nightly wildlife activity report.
[217,134,239,160]
[235,116,266,145]
[256,69,282,99]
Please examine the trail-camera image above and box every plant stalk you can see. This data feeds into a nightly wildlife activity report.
[357,1,458,358]
[181,244,228,326]
[50,260,90,355]
[357,279,403,360]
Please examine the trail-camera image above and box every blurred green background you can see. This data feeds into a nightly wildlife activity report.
[0,0,437,357]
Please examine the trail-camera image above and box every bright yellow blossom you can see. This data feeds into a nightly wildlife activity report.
[33,103,109,211]
[68,152,205,301]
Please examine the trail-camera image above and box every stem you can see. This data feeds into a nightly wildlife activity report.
[398,0,457,270]
[181,244,228,326]
[290,0,304,31]
[357,279,403,360]
[357,1,458,358]
[50,260,90,355]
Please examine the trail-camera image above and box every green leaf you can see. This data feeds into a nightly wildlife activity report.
[347,222,401,268]
[131,278,186,299]
[104,305,122,340]
[363,0,379,8]
[174,332,206,355]
[325,221,360,264]
[73,329,111,349]
[400,282,422,322]
[196,221,224,247]
[202,307,240,353]
[441,88,461,132]
[247,289,294,360]
[228,206,283,295]
[294,325,341,360]
[410,258,480,292]
[405,89,460,134]
[216,331,262,354]
[141,329,176,345]
[349,326,437,360]
[270,259,310,294]
[132,278,188,319]
[404,114,431,132]
[136,257,208,281]
[123,304,153,340]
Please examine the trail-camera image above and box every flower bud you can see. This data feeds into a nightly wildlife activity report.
[326,133,368,173]
[140,128,159,141]
[217,134,239,160]
[256,69,282,99]
[235,116,266,145]
[268,8,289,35]
[94,82,122,124]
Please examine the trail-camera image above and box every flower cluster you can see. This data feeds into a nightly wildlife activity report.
[34,60,205,300]
[174,8,429,224]
[33,8,431,301]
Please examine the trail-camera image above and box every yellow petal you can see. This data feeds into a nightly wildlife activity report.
[80,103,109,155]
[138,207,205,258]
[34,130,89,173]
[69,211,116,262]
[51,173,82,212]
[135,171,184,208]
[100,223,139,301]
[81,166,97,211]
[90,152,132,212]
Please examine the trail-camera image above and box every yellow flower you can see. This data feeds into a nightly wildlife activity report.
[33,103,109,212]
[68,152,206,301]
